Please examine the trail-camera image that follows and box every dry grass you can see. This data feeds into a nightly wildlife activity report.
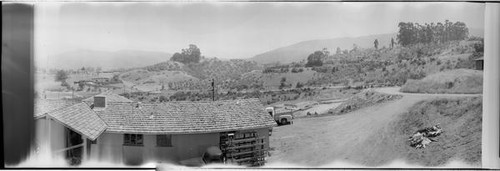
[260,69,317,90]
[390,97,482,166]
[401,69,482,94]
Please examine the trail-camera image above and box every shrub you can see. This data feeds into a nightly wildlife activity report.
[159,95,168,102]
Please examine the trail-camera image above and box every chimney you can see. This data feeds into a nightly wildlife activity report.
[94,95,106,108]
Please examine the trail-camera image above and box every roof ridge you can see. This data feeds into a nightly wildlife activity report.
[103,98,262,107]
[45,102,107,140]
[34,99,79,117]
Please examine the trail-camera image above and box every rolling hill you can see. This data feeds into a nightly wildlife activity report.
[249,27,483,65]
[43,49,172,70]
[250,33,397,64]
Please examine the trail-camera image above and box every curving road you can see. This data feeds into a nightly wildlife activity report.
[267,87,481,167]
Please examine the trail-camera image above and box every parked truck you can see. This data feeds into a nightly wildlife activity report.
[265,106,294,125]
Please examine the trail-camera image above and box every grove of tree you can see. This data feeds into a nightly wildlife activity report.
[397,20,469,46]
[170,44,202,64]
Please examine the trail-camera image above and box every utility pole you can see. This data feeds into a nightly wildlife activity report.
[212,78,215,101]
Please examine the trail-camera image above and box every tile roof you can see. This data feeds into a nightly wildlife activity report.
[34,98,80,118]
[82,92,133,105]
[95,98,277,134]
[45,102,107,140]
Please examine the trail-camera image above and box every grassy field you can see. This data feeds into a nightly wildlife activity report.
[261,69,318,89]
[120,69,197,84]
[401,69,482,94]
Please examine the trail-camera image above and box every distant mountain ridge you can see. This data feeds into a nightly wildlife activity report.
[43,49,172,70]
[250,33,397,64]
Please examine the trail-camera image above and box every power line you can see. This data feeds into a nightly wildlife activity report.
[211,78,215,101]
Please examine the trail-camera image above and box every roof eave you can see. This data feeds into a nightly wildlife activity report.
[45,114,106,141]
[103,124,276,135]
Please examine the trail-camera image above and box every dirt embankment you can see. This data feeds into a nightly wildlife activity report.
[401,69,482,94]
[391,97,482,166]
[328,90,403,115]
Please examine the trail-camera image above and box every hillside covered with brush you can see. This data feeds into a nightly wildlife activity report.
[127,45,263,91]
[249,27,482,65]
[250,33,396,64]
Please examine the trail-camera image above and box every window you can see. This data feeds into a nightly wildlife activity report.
[124,134,143,146]
[156,135,172,147]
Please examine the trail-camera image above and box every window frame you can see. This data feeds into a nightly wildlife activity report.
[123,134,144,146]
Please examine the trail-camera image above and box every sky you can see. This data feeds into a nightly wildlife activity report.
[35,2,485,62]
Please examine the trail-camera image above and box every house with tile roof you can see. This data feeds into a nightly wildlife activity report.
[35,94,277,166]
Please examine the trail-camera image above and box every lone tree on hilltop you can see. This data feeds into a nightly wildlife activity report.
[391,38,395,49]
[55,70,69,86]
[170,44,202,64]
[374,39,379,49]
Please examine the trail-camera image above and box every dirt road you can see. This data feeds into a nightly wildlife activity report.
[267,87,481,166]
[374,87,482,97]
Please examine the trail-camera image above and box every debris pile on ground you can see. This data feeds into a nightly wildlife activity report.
[328,90,403,115]
[408,124,443,149]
